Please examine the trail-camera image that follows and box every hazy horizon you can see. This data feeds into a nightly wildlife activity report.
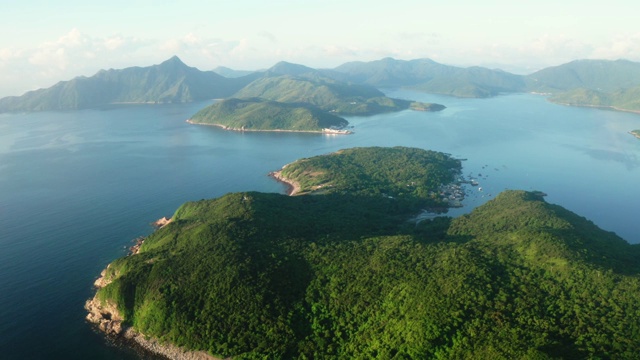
[2,0,639,97]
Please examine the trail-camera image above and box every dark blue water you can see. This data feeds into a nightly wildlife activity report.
[1,92,639,359]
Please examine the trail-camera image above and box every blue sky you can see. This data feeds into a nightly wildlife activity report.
[1,0,639,97]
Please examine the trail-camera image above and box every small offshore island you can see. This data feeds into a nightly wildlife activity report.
[87,146,640,359]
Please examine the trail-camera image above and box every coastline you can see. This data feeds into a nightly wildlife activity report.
[186,119,351,134]
[549,101,640,115]
[86,218,220,360]
[630,131,640,140]
[269,169,301,196]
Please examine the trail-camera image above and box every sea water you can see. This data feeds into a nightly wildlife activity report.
[1,92,640,358]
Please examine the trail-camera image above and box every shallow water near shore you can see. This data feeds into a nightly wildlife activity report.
[1,91,640,358]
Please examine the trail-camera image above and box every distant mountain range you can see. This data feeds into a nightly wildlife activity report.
[526,59,640,112]
[526,59,640,93]
[328,57,528,98]
[3,56,640,112]
[191,62,443,131]
[212,66,256,78]
[0,56,258,112]
[233,64,417,116]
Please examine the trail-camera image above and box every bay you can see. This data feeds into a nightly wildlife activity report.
[0,91,639,358]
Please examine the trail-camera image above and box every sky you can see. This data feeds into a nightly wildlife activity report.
[1,0,640,97]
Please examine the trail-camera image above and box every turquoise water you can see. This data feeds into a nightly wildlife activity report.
[1,92,640,358]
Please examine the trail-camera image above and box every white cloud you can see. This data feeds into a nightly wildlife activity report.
[57,28,86,47]
[0,29,161,97]
[104,36,125,50]
[258,31,277,43]
[526,35,593,61]
[323,45,360,57]
[3,27,640,98]
[591,33,640,60]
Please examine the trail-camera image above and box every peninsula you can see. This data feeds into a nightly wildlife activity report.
[272,146,460,207]
[87,146,640,359]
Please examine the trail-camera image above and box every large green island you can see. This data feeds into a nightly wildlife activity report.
[87,147,640,359]
[189,73,445,133]
[188,98,349,133]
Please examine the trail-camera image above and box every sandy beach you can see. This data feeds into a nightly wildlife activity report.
[269,170,301,196]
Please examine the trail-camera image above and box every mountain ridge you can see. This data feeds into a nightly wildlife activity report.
[0,56,257,112]
[4,56,640,112]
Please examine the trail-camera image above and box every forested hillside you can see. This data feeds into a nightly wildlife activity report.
[189,98,348,131]
[233,73,417,116]
[89,148,640,359]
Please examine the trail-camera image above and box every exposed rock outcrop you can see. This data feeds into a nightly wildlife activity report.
[85,297,124,335]
[153,216,172,228]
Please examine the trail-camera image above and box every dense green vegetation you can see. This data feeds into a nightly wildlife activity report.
[279,147,459,208]
[194,64,445,129]
[233,74,420,116]
[331,57,640,111]
[549,87,640,112]
[189,98,348,131]
[526,59,640,93]
[0,56,258,112]
[93,147,640,359]
[528,59,640,112]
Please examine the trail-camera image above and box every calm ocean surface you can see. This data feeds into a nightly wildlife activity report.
[1,91,640,358]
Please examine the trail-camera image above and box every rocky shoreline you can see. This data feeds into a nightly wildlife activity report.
[85,218,220,360]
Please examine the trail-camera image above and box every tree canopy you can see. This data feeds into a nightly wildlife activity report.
[92,148,640,359]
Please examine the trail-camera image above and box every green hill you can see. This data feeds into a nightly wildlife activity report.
[331,58,527,98]
[7,56,640,113]
[265,61,322,77]
[88,147,640,359]
[549,86,640,112]
[189,98,348,132]
[0,56,258,112]
[233,73,439,116]
[529,59,640,112]
[526,59,640,93]
[277,146,459,205]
